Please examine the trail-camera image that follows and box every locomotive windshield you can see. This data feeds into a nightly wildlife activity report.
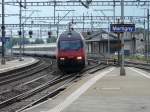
[59,40,83,50]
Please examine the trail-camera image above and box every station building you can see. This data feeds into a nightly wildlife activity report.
[82,29,146,57]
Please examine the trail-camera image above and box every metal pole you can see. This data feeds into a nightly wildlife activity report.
[113,0,115,23]
[40,27,42,37]
[91,13,93,32]
[22,26,25,55]
[117,33,120,65]
[120,0,126,76]
[1,0,6,65]
[19,0,23,61]
[10,29,13,57]
[144,19,147,59]
[57,13,59,39]
[108,22,110,57]
[54,0,56,24]
[132,33,136,56]
[147,9,149,63]
[22,8,27,56]
[83,13,85,32]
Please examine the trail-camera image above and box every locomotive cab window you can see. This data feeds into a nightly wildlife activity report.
[59,40,83,50]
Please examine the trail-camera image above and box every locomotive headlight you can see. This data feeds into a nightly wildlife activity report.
[60,57,65,60]
[77,56,82,60]
[68,32,72,38]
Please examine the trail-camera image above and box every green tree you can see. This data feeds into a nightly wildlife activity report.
[12,37,20,46]
[11,37,30,46]
[34,38,44,44]
[46,36,57,43]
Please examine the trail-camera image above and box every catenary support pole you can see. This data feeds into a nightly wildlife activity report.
[147,9,149,63]
[120,0,126,76]
[1,0,6,65]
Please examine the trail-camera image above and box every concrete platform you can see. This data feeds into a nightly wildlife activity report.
[24,67,150,112]
[0,57,38,73]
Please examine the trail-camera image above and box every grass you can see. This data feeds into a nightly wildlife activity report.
[125,55,150,63]
[112,55,150,63]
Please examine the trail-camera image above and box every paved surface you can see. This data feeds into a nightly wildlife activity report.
[24,67,150,112]
[0,57,38,73]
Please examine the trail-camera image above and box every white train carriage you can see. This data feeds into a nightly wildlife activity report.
[13,43,56,58]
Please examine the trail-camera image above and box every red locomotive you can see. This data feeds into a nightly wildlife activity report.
[56,30,87,72]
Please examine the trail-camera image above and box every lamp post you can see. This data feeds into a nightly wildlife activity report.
[1,0,6,65]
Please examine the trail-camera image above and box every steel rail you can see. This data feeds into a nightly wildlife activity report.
[0,58,111,111]
[16,61,110,112]
[125,61,150,71]
[0,74,73,109]
[0,61,51,85]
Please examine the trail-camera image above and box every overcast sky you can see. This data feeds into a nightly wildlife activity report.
[0,0,149,37]
[1,1,148,22]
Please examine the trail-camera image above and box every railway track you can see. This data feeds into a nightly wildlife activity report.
[0,58,59,93]
[83,59,110,74]
[0,58,40,76]
[0,59,50,85]
[125,61,150,71]
[0,57,110,112]
[0,74,74,110]
[12,74,77,112]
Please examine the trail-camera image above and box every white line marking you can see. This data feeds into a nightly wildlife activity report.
[107,74,117,77]
[128,67,150,79]
[46,67,115,112]
[101,87,120,90]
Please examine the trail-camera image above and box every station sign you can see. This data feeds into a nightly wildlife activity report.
[0,37,10,42]
[110,24,135,33]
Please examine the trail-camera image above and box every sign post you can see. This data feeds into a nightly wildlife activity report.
[110,0,135,76]
[120,0,125,76]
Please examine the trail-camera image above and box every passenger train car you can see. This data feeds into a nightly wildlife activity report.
[13,43,56,58]
[13,30,87,72]
[56,30,87,72]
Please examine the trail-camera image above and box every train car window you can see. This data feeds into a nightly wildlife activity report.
[59,40,83,50]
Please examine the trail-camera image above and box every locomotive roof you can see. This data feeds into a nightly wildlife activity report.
[59,30,83,40]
